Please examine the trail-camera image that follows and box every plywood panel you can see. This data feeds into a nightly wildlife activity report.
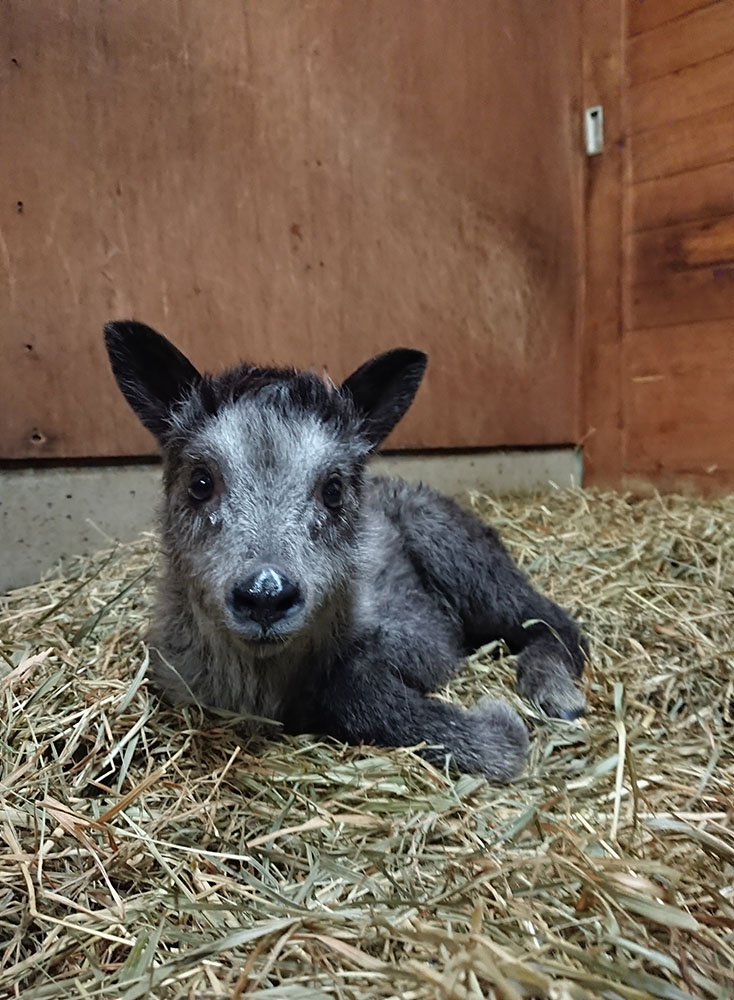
[629,1,734,82]
[630,103,734,181]
[628,49,734,134]
[629,0,720,36]
[631,161,734,231]
[0,1,582,460]
[624,320,734,472]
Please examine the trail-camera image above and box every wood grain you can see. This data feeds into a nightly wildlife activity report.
[580,0,627,486]
[0,1,583,460]
[630,103,734,181]
[587,0,734,493]
[629,48,734,135]
[630,213,734,283]
[623,320,734,474]
[630,269,734,329]
[631,161,734,231]
[626,0,734,493]
[629,1,734,82]
[628,0,720,36]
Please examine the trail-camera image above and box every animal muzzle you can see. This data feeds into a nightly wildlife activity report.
[228,567,304,630]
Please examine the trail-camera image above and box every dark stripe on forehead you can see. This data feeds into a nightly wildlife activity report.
[174,363,358,438]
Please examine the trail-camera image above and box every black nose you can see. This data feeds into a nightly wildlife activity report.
[229,568,303,627]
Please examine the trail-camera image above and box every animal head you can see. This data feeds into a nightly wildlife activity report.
[104,321,427,654]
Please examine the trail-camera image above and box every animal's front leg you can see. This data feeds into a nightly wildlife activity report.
[286,654,529,783]
[457,541,590,720]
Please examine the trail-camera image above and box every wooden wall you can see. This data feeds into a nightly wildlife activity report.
[585,0,734,492]
[3,1,733,493]
[0,1,583,461]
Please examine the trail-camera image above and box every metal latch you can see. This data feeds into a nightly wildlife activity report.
[584,105,604,156]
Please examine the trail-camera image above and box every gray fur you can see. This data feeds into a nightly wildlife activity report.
[104,320,589,783]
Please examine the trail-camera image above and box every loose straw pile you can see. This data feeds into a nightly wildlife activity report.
[1,488,732,999]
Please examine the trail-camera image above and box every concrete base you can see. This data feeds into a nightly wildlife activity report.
[0,448,580,593]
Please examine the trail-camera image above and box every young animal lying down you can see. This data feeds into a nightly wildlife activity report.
[104,322,588,783]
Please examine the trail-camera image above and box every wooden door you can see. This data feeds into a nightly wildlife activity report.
[1,2,583,459]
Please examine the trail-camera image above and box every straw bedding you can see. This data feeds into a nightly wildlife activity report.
[1,488,732,1000]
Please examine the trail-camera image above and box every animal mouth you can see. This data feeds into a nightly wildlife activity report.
[252,631,289,646]
[222,591,310,650]
[229,620,299,651]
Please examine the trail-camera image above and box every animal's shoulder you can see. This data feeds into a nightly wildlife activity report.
[364,474,436,515]
[354,477,433,619]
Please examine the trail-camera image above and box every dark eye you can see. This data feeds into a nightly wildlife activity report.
[320,474,343,511]
[188,467,215,503]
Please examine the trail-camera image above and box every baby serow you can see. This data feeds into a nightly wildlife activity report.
[104,321,588,782]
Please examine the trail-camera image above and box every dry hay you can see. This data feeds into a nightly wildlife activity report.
[1,487,732,1000]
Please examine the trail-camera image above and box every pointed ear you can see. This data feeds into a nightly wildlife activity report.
[103,320,201,439]
[341,348,428,448]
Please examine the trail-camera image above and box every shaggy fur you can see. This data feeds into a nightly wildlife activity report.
[104,320,588,782]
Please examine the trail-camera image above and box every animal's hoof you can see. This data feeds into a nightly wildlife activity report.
[516,653,587,720]
[534,685,587,720]
[468,697,529,783]
[558,705,585,721]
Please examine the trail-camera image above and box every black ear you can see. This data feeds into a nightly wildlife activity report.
[103,320,201,439]
[341,348,428,448]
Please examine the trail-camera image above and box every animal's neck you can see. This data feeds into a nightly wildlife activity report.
[154,567,353,719]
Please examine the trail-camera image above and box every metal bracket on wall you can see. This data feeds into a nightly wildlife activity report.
[584,105,604,156]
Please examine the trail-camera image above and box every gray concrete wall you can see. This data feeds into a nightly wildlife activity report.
[0,449,581,592]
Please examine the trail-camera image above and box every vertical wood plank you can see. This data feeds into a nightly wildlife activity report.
[580,0,627,486]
